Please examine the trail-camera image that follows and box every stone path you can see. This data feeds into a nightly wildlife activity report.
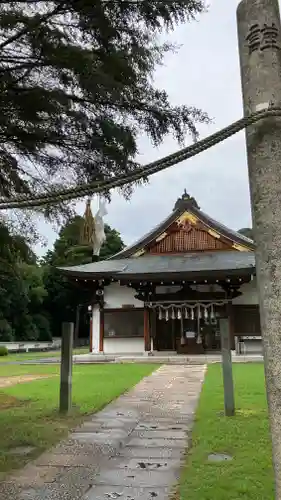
[0,365,206,500]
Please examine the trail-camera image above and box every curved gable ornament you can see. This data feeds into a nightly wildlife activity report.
[177,219,193,232]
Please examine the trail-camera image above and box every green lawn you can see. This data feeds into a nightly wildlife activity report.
[0,363,158,478]
[178,364,274,499]
[0,347,90,363]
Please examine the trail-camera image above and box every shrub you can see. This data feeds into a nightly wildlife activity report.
[0,346,8,356]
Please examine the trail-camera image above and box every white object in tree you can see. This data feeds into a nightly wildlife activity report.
[93,199,108,256]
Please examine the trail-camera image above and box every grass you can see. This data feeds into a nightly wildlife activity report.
[178,363,274,500]
[0,347,90,363]
[0,363,158,478]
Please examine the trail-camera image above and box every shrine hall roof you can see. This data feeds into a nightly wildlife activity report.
[110,192,254,259]
[59,250,255,280]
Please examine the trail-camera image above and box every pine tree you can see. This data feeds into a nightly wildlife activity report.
[0,0,207,208]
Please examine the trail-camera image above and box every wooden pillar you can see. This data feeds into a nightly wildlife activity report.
[99,309,104,353]
[144,308,151,352]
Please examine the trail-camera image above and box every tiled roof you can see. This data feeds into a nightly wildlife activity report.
[59,250,255,279]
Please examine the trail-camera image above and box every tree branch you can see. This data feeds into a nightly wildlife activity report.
[0,3,67,51]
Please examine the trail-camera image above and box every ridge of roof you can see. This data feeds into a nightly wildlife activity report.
[109,200,254,259]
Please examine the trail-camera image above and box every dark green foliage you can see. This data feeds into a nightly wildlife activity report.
[0,320,14,342]
[16,314,39,341]
[33,314,52,341]
[0,346,8,356]
[238,228,254,241]
[100,226,125,260]
[43,216,124,340]
[0,221,50,341]
[43,215,124,265]
[0,213,123,341]
[0,0,207,208]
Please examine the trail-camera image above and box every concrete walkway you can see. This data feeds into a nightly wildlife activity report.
[0,365,206,500]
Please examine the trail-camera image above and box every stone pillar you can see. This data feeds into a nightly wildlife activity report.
[227,302,235,350]
[90,304,101,353]
[59,322,73,414]
[237,0,281,493]
[220,318,235,417]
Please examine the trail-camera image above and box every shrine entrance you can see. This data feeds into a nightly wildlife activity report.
[150,301,225,354]
[155,319,175,351]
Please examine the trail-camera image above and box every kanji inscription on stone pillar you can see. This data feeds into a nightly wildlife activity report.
[246,22,281,53]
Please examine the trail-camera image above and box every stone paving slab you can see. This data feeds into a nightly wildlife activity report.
[107,457,180,471]
[130,429,187,439]
[126,437,186,449]
[71,429,129,442]
[0,365,206,500]
[118,446,184,460]
[94,468,179,487]
[83,485,171,500]
[135,421,188,431]
[35,452,99,468]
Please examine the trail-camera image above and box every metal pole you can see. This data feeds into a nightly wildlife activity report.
[237,0,281,495]
[59,322,74,414]
[220,318,235,417]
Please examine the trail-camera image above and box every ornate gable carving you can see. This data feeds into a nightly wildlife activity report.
[147,221,232,254]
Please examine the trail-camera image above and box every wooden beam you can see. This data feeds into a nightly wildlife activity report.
[144,308,151,351]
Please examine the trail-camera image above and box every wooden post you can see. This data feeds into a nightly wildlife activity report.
[220,318,235,417]
[59,322,73,414]
[144,308,151,351]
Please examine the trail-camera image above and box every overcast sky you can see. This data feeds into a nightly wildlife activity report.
[36,0,254,255]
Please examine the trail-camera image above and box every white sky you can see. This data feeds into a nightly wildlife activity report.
[35,0,256,255]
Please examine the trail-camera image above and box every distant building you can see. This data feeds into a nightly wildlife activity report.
[60,191,261,356]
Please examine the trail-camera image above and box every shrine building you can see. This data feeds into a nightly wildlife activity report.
[60,191,261,356]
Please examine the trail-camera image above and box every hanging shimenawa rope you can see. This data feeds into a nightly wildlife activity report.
[0,106,279,210]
